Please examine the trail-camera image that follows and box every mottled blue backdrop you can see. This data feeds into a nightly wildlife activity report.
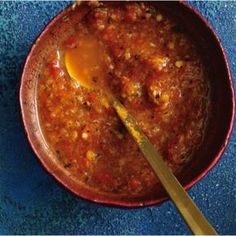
[0,1,235,235]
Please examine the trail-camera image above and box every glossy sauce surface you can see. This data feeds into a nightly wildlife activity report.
[38,2,209,195]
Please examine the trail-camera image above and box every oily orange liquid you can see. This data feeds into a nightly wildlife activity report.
[65,34,108,89]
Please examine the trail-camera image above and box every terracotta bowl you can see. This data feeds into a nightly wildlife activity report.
[19,2,235,207]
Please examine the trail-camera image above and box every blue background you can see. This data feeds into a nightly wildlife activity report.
[0,1,235,234]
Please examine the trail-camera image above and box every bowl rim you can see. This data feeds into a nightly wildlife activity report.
[19,1,235,208]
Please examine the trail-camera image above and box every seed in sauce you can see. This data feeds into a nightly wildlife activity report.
[156,14,163,22]
[86,150,97,161]
[175,60,184,68]
[81,132,89,140]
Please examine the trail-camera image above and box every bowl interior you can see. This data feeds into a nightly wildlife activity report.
[20,2,235,207]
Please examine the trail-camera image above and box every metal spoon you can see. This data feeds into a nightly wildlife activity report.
[65,46,217,235]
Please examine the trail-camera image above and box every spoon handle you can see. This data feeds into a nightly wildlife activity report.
[113,98,217,235]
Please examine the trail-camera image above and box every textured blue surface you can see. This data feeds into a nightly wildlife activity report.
[0,1,235,235]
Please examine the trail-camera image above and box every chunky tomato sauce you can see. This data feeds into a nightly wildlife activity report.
[38,2,209,195]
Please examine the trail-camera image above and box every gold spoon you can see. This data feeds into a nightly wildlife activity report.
[64,38,217,235]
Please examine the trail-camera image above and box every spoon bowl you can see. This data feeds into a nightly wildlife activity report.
[65,34,108,90]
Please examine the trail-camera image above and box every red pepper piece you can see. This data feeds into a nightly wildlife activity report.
[64,36,77,49]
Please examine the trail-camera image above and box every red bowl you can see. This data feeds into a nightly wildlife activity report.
[19,2,235,207]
